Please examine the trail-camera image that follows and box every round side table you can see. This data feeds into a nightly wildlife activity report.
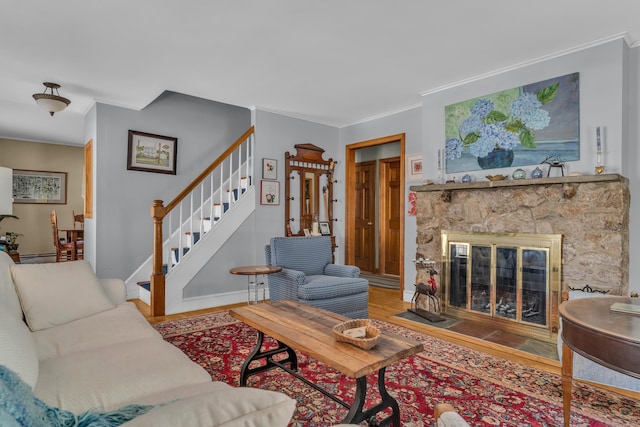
[230,265,282,304]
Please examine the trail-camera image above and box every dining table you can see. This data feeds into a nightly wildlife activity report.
[59,227,84,244]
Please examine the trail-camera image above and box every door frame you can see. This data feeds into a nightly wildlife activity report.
[345,133,405,296]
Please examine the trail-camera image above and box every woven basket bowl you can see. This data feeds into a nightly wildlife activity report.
[332,319,380,350]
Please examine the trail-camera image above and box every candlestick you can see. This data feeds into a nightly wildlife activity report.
[595,126,605,175]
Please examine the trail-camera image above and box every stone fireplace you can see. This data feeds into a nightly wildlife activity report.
[411,174,629,342]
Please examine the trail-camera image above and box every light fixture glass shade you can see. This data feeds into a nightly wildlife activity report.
[33,82,71,116]
[0,167,13,215]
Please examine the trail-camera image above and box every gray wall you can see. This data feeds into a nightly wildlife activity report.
[422,39,627,181]
[421,38,637,293]
[340,106,423,297]
[252,109,341,259]
[87,92,250,280]
[627,45,639,296]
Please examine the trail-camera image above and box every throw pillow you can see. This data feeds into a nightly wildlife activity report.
[0,310,38,389]
[10,261,115,332]
[0,365,155,427]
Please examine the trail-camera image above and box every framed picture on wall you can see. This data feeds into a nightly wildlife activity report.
[127,130,178,175]
[406,153,423,182]
[12,169,67,204]
[262,158,277,179]
[319,221,331,236]
[260,180,280,205]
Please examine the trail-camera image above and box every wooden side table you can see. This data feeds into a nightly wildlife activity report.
[229,265,282,304]
[559,297,640,426]
[8,251,20,263]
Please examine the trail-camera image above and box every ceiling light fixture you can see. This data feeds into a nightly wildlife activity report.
[32,82,71,116]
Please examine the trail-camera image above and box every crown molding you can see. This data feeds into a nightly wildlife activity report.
[421,32,633,97]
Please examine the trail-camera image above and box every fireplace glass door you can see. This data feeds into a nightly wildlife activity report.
[444,232,560,332]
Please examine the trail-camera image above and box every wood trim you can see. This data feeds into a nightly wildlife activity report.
[83,140,93,218]
[164,126,254,214]
[378,156,401,276]
[345,133,405,296]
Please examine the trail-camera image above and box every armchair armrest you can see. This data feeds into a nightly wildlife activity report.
[99,278,127,305]
[266,268,307,302]
[324,264,360,278]
[275,268,307,285]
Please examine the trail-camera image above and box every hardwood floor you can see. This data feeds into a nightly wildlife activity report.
[133,286,640,400]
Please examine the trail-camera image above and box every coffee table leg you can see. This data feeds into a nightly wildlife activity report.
[342,367,400,427]
[239,331,298,386]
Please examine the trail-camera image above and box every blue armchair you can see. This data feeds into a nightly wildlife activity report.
[265,236,369,318]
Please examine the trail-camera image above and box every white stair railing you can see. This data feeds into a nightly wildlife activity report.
[148,126,255,316]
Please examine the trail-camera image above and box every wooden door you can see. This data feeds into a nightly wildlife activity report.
[380,158,401,276]
[354,161,376,273]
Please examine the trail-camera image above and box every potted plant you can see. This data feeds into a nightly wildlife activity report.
[3,231,22,252]
[0,214,20,252]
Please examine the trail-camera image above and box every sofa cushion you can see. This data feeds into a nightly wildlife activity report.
[35,337,212,413]
[0,365,156,427]
[123,386,296,427]
[299,275,369,300]
[10,261,115,331]
[0,310,38,389]
[32,302,161,360]
[0,251,22,319]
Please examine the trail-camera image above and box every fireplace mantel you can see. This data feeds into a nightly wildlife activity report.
[410,173,626,193]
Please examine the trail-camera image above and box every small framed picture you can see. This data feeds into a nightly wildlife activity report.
[406,153,423,182]
[319,221,331,236]
[303,229,311,237]
[127,130,178,175]
[260,180,280,205]
[262,158,277,180]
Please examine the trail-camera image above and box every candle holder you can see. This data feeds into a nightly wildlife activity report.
[595,126,605,175]
[595,149,605,175]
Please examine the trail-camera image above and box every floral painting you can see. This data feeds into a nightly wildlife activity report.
[444,72,580,173]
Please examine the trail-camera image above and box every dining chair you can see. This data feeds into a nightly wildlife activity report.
[72,210,84,229]
[50,210,77,262]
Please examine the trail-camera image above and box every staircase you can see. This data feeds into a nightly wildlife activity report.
[125,127,255,316]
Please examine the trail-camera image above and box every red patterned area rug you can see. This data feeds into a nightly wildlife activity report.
[154,311,640,426]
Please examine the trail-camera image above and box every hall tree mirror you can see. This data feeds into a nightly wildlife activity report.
[284,144,335,240]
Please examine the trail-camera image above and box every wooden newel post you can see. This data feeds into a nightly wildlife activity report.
[150,200,166,316]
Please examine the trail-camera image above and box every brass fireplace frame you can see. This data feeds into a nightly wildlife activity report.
[441,231,562,342]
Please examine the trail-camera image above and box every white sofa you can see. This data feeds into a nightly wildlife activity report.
[0,251,295,426]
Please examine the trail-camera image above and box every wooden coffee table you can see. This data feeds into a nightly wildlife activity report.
[229,300,423,426]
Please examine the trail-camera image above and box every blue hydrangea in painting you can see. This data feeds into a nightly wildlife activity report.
[446,83,557,161]
[443,72,580,173]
